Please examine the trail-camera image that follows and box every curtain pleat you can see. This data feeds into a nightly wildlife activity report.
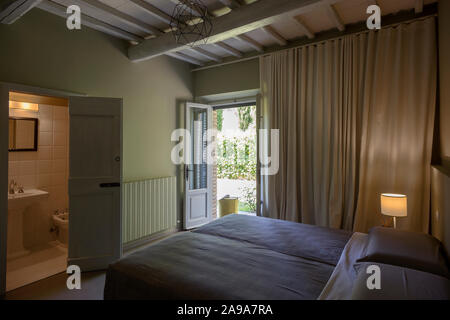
[259,18,437,232]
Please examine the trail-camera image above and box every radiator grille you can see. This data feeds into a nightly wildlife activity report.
[122,176,177,244]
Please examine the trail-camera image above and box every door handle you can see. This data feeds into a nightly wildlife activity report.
[99,182,120,188]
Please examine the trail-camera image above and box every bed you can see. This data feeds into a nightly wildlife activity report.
[104,214,352,300]
[104,212,450,300]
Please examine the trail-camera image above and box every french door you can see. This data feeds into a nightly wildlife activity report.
[183,102,213,229]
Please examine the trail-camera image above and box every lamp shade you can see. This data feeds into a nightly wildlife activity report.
[380,193,407,217]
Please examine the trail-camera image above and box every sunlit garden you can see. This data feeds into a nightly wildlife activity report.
[216,106,257,213]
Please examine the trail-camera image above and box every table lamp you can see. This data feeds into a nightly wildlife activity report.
[380,193,407,229]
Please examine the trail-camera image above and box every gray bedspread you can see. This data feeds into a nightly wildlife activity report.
[104,215,352,300]
[193,214,351,266]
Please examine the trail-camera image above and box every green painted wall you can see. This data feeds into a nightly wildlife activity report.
[0,9,193,181]
[193,58,260,98]
[439,0,450,167]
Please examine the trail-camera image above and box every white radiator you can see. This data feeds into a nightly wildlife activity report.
[122,176,177,244]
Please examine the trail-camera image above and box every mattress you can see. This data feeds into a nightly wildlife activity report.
[104,214,352,300]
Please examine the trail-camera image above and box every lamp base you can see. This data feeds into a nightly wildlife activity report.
[393,216,397,229]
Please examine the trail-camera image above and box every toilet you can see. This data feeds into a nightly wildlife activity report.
[52,211,69,247]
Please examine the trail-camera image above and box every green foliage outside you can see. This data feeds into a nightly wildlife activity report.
[240,184,257,212]
[216,109,223,131]
[238,106,254,131]
[217,134,257,212]
[217,135,256,181]
[238,201,254,212]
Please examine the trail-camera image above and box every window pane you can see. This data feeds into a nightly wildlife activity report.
[189,108,207,190]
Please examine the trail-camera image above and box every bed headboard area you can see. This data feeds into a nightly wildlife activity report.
[431,166,450,260]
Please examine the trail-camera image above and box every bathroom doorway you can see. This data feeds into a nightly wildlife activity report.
[0,83,123,296]
[6,91,70,291]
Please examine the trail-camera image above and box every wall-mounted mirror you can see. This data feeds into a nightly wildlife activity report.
[9,117,38,152]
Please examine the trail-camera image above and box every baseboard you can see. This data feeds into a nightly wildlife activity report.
[122,228,178,253]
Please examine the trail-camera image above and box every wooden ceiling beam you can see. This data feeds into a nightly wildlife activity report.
[129,0,172,25]
[0,0,42,24]
[292,15,315,39]
[214,41,243,58]
[166,52,205,66]
[174,0,215,19]
[218,0,242,10]
[262,25,287,46]
[191,47,222,62]
[191,1,439,71]
[325,4,345,31]
[237,34,264,52]
[75,0,163,36]
[129,0,329,62]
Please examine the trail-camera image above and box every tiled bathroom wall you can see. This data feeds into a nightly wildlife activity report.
[8,104,69,248]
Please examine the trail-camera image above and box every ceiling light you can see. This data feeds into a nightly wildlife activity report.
[9,101,39,111]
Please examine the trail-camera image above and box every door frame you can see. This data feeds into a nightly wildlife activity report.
[0,82,84,296]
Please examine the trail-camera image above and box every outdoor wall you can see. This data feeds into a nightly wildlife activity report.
[193,58,260,98]
[0,8,193,181]
[439,0,450,167]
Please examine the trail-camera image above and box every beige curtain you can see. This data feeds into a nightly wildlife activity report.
[260,18,437,232]
[353,18,437,232]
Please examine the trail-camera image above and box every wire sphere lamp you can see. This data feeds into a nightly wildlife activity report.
[169,0,213,46]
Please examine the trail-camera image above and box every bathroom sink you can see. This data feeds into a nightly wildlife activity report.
[8,188,48,199]
[7,188,50,261]
[8,189,49,210]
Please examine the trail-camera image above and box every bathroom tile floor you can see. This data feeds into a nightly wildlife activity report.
[6,241,67,292]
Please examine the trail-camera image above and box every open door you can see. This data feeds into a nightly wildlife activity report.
[184,102,213,229]
[68,97,122,271]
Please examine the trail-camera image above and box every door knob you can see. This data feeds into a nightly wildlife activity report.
[115,156,120,162]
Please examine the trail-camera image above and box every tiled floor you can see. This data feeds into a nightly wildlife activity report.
[6,241,67,292]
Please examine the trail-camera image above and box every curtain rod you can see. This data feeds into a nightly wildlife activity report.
[191,13,437,72]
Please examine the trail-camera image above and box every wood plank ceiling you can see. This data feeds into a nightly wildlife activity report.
[34,0,436,67]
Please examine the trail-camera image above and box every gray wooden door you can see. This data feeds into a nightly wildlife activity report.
[68,97,122,271]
